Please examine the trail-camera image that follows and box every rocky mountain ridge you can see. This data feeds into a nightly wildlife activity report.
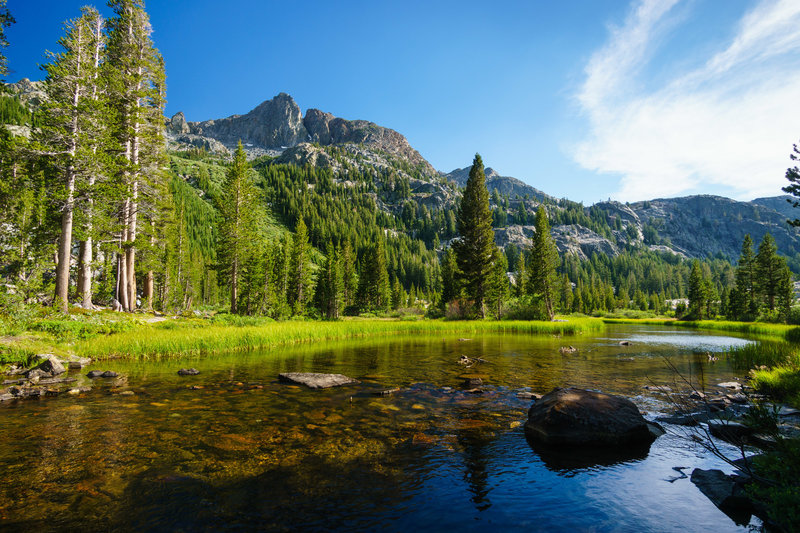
[166,93,435,175]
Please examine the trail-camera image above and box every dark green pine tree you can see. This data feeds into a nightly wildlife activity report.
[0,0,14,82]
[357,237,390,312]
[341,239,358,312]
[217,142,259,314]
[452,154,495,318]
[485,248,509,318]
[529,206,559,320]
[687,260,708,320]
[288,216,312,315]
[777,265,794,323]
[756,233,781,312]
[782,140,800,226]
[314,241,343,319]
[731,234,758,320]
[440,247,460,309]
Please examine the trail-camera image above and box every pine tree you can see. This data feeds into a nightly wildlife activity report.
[315,241,343,319]
[341,239,358,312]
[485,248,509,318]
[357,237,390,312]
[756,233,781,312]
[217,142,259,314]
[39,7,107,313]
[783,140,800,226]
[731,234,757,320]
[514,253,527,297]
[687,260,707,319]
[529,206,559,320]
[105,0,166,311]
[452,154,495,318]
[288,216,311,315]
[777,265,794,323]
[0,0,14,82]
[440,247,460,308]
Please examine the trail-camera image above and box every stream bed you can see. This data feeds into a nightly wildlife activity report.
[0,325,763,531]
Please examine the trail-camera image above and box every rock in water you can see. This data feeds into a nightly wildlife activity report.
[177,368,200,376]
[278,372,359,389]
[24,356,66,379]
[525,387,658,446]
[690,469,754,524]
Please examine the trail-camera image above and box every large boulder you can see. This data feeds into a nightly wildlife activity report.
[24,356,66,380]
[525,387,659,446]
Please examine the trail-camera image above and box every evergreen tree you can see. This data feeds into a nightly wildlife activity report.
[39,7,106,313]
[357,237,390,312]
[783,139,800,226]
[0,0,14,82]
[105,0,166,311]
[288,216,311,315]
[514,253,527,297]
[731,234,758,320]
[452,154,495,317]
[777,265,794,323]
[687,260,707,319]
[485,248,509,318]
[756,233,781,312]
[217,142,259,314]
[341,239,358,312]
[440,247,460,308]
[314,242,343,319]
[529,206,559,320]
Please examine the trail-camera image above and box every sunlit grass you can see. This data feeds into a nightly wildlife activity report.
[727,341,799,371]
[77,317,604,360]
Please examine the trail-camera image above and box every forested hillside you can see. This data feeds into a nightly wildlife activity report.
[0,0,798,322]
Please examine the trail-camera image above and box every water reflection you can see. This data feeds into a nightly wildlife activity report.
[0,325,763,531]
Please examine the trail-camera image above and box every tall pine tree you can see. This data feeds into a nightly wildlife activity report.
[39,7,106,313]
[217,142,259,314]
[529,206,559,320]
[105,0,165,311]
[452,154,495,318]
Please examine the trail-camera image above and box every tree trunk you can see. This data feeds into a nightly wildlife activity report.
[54,170,75,314]
[145,270,154,311]
[76,238,93,308]
[231,259,238,314]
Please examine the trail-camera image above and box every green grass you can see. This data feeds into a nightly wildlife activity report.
[603,318,800,340]
[78,317,604,360]
[727,341,799,371]
[750,366,800,406]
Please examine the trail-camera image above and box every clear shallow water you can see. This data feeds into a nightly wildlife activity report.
[0,325,763,531]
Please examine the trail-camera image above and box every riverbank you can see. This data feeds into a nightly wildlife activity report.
[1,312,604,364]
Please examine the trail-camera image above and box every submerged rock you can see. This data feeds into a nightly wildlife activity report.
[87,370,118,379]
[690,469,755,525]
[278,372,359,389]
[525,387,659,446]
[178,368,200,376]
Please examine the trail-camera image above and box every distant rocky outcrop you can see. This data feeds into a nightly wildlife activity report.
[6,78,46,108]
[628,195,800,260]
[551,224,619,260]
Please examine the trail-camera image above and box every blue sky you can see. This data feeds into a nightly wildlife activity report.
[7,0,800,204]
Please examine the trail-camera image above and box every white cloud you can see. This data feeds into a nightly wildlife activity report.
[575,0,800,202]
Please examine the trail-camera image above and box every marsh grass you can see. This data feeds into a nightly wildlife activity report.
[727,341,799,371]
[78,317,604,360]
